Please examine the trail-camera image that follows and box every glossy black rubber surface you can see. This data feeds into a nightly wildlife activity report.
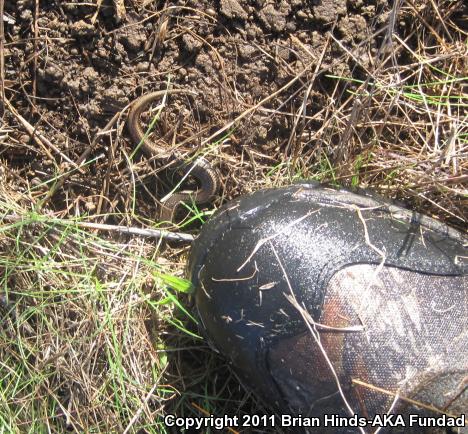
[187,183,467,426]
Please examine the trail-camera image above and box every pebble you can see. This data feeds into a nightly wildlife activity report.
[19,134,30,144]
[136,62,149,72]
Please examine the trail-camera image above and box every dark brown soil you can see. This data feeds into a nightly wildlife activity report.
[1,0,403,223]
[2,1,467,230]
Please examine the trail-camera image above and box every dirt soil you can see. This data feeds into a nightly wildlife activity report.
[2,0,401,221]
[3,0,467,227]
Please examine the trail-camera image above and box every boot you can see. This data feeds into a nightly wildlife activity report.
[187,183,467,433]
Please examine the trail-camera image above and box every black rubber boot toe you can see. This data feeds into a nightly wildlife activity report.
[187,183,467,431]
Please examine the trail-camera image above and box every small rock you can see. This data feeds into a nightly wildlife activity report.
[285,21,296,32]
[376,10,390,26]
[246,25,258,40]
[220,0,248,21]
[100,84,129,112]
[20,9,33,21]
[82,66,99,81]
[17,0,33,8]
[96,47,107,58]
[311,31,325,43]
[181,33,203,53]
[80,81,91,94]
[85,201,96,212]
[195,53,214,73]
[361,5,376,17]
[75,117,90,136]
[136,62,149,72]
[70,20,96,38]
[19,134,30,144]
[313,0,347,24]
[119,31,145,53]
[86,100,101,117]
[279,0,292,15]
[257,125,268,140]
[276,45,291,61]
[338,15,368,43]
[66,79,80,95]
[37,17,48,27]
[258,4,287,32]
[112,41,126,63]
[44,65,64,81]
[238,44,256,61]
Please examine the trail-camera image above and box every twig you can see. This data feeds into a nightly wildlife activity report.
[354,206,386,260]
[123,383,161,434]
[71,221,195,242]
[4,98,83,171]
[113,0,126,23]
[0,0,5,116]
[372,392,400,434]
[352,379,460,419]
[32,0,39,105]
[148,7,168,67]
[2,214,195,242]
[236,211,315,272]
[270,242,365,433]
[286,33,330,158]
[91,0,103,24]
